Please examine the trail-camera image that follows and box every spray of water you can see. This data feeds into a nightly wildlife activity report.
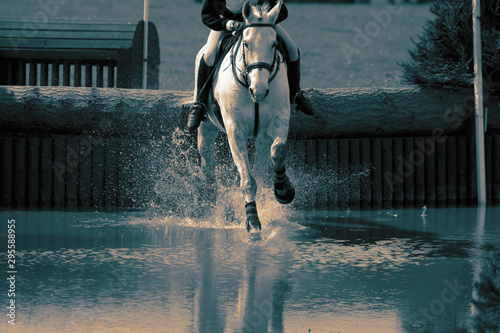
[145,128,373,229]
[288,162,373,211]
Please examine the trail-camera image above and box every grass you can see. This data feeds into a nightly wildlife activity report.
[0,0,433,90]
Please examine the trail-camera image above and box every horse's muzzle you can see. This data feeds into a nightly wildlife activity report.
[249,87,270,103]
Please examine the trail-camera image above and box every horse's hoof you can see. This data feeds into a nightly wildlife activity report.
[246,215,262,232]
[274,180,295,205]
[245,201,261,232]
[248,232,262,241]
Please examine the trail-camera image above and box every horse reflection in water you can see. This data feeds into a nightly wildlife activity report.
[193,230,294,333]
[195,0,295,233]
[235,247,294,332]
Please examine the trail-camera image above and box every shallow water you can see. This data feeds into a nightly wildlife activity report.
[1,206,499,333]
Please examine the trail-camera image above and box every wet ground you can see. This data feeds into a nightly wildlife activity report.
[1,206,499,332]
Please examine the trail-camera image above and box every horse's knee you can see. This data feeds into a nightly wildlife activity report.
[271,138,287,168]
[241,175,257,200]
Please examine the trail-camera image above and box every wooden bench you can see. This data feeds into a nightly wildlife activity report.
[0,18,160,89]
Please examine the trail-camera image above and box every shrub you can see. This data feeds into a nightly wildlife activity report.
[401,0,500,93]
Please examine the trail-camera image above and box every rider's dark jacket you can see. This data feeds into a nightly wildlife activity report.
[201,0,288,31]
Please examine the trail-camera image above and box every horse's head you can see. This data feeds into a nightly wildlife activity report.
[241,0,282,103]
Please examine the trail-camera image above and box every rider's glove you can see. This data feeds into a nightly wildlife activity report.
[226,20,242,31]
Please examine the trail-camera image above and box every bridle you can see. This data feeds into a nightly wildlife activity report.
[228,22,283,139]
[231,23,281,89]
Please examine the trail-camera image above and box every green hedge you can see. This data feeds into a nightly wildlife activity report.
[401,0,500,92]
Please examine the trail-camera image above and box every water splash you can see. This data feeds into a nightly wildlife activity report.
[287,162,373,210]
[144,128,292,227]
[143,128,373,229]
[149,127,207,215]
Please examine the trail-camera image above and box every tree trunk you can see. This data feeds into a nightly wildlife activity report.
[0,86,494,139]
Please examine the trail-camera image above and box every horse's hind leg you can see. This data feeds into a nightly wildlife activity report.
[270,135,295,205]
[226,126,261,232]
[197,120,219,210]
[198,120,218,181]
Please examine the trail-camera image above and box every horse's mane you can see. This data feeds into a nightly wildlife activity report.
[256,0,275,11]
[252,1,275,16]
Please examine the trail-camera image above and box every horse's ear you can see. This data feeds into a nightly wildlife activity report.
[267,0,283,24]
[242,1,253,23]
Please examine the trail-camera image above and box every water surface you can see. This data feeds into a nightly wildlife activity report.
[1,206,499,332]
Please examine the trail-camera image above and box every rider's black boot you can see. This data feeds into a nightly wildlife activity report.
[287,52,316,116]
[187,57,214,131]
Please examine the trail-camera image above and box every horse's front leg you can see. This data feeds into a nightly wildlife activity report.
[269,117,295,205]
[226,124,261,232]
[253,134,273,180]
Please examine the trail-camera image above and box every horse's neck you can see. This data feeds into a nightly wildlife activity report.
[213,36,244,100]
[226,36,247,89]
[234,37,245,77]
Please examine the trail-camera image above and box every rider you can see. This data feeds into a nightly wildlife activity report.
[187,0,316,132]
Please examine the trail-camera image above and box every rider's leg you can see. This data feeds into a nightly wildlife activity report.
[203,29,221,67]
[275,25,298,62]
[275,25,316,116]
[187,30,222,131]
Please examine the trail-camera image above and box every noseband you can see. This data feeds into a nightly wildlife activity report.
[232,23,281,89]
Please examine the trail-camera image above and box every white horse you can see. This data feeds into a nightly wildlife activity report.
[194,0,295,232]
